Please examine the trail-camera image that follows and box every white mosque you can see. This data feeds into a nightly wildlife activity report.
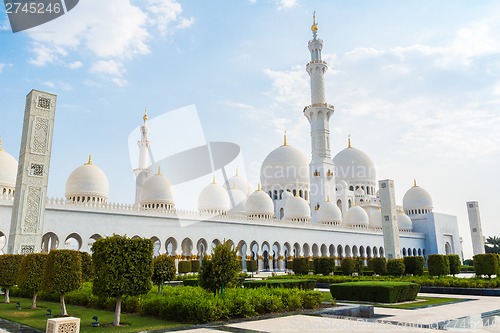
[0,16,462,270]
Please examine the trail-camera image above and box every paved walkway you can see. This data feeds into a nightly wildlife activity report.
[173,293,500,333]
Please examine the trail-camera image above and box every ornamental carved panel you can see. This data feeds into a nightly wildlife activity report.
[23,187,41,233]
[20,245,35,254]
[37,96,51,109]
[58,322,78,333]
[32,118,49,154]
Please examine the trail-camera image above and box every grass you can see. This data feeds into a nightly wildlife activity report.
[320,292,465,309]
[0,297,186,333]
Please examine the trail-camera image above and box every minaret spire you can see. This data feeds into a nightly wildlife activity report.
[133,108,153,205]
[304,13,336,223]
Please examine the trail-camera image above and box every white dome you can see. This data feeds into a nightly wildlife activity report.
[403,184,433,212]
[140,172,175,207]
[333,146,376,184]
[397,211,413,231]
[224,172,252,196]
[260,144,309,189]
[228,188,246,214]
[246,188,274,217]
[369,209,382,229]
[355,188,365,196]
[345,205,369,226]
[284,195,311,221]
[317,200,342,224]
[65,158,109,201]
[198,180,230,213]
[0,146,18,191]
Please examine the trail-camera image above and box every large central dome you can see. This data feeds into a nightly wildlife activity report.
[65,156,109,203]
[260,142,310,190]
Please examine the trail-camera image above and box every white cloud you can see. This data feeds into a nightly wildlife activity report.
[275,0,298,10]
[147,0,194,35]
[68,61,83,69]
[0,63,5,73]
[90,60,127,86]
[41,80,73,92]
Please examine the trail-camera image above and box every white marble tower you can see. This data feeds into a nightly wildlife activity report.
[8,90,57,254]
[133,110,153,204]
[303,13,336,222]
[379,179,401,259]
[466,201,485,255]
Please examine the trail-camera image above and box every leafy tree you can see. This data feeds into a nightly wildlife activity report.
[0,254,23,303]
[199,241,240,295]
[152,255,176,293]
[473,254,500,278]
[292,258,310,275]
[340,258,355,275]
[387,259,405,277]
[427,254,450,277]
[446,254,461,276]
[80,252,94,281]
[42,250,82,315]
[92,235,153,326]
[313,258,335,275]
[368,257,387,276]
[485,236,500,254]
[246,260,257,277]
[17,253,47,308]
[403,256,424,276]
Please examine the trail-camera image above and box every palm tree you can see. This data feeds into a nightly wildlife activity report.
[485,236,500,254]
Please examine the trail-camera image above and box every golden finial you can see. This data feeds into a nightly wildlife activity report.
[85,154,92,165]
[311,11,318,32]
[258,183,261,191]
[235,166,239,177]
[326,195,330,202]
[143,108,148,122]
[413,179,417,187]
[283,130,287,146]
[348,134,351,148]
[354,200,357,206]
[157,166,161,175]
[212,176,216,184]
[0,137,3,151]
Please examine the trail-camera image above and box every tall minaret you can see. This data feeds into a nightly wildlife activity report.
[467,201,485,255]
[133,109,152,204]
[303,13,336,222]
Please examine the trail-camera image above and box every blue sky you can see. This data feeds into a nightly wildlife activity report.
[1,0,499,258]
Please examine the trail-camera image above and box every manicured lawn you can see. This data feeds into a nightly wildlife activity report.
[321,292,465,309]
[0,297,186,333]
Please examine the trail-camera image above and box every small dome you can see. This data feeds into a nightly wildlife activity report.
[403,183,433,212]
[140,172,175,209]
[260,143,309,189]
[65,157,109,202]
[345,205,369,227]
[228,188,246,214]
[198,179,230,213]
[317,200,342,225]
[246,188,274,218]
[224,170,252,196]
[369,209,382,229]
[397,211,413,231]
[355,188,365,196]
[0,143,18,192]
[284,195,311,221]
[333,143,376,185]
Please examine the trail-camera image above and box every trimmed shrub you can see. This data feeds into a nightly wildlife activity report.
[292,258,310,275]
[199,241,240,295]
[387,259,405,277]
[473,254,500,278]
[243,279,316,290]
[330,281,420,303]
[404,256,424,276]
[0,254,24,303]
[340,258,355,275]
[183,278,199,286]
[246,260,257,273]
[313,257,335,275]
[368,257,387,276]
[152,255,176,293]
[446,255,461,276]
[191,260,200,272]
[80,252,94,282]
[16,253,48,308]
[43,250,82,316]
[428,254,450,277]
[354,257,364,275]
[178,260,192,274]
[286,260,293,271]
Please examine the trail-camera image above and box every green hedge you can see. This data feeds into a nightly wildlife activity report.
[404,256,424,276]
[428,254,450,277]
[183,278,199,286]
[178,261,192,274]
[243,279,316,290]
[292,258,311,275]
[473,254,500,278]
[387,259,405,277]
[191,260,200,273]
[368,257,387,275]
[446,255,461,276]
[313,258,335,275]
[340,258,355,275]
[330,281,420,303]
